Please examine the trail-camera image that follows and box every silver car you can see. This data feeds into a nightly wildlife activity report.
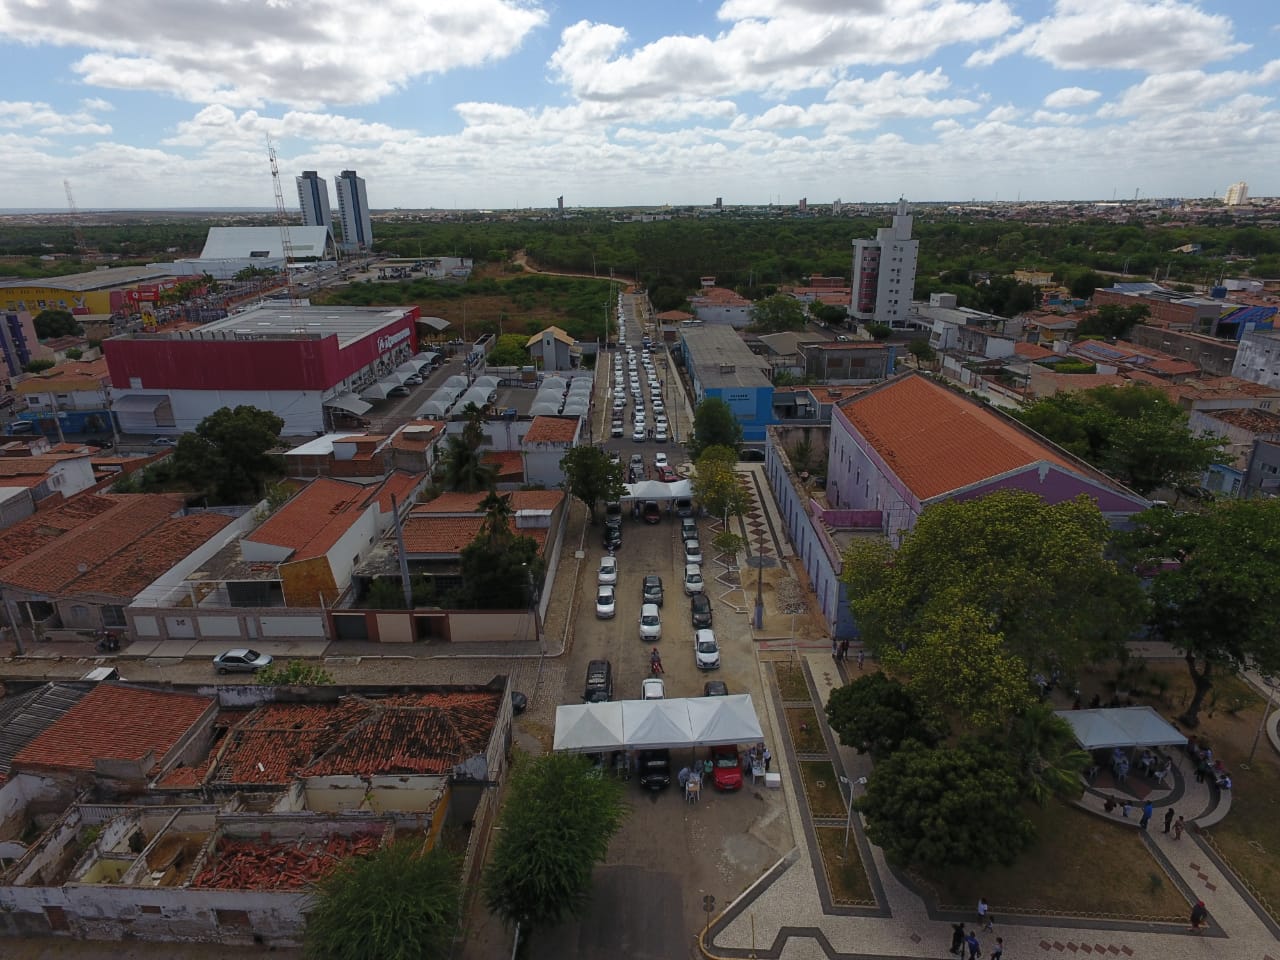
[212,648,274,674]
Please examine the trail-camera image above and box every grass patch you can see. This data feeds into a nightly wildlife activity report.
[775,662,810,702]
[920,799,1186,919]
[786,707,827,754]
[799,761,849,819]
[816,827,874,904]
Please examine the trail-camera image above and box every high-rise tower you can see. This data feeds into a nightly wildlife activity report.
[850,198,918,328]
[296,171,332,229]
[335,169,372,252]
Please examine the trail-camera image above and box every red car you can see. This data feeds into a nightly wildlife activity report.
[657,466,678,483]
[710,745,743,791]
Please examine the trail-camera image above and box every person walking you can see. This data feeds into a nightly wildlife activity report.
[763,747,772,772]
[1163,808,1175,834]
[1173,815,1185,840]
[990,938,1003,960]
[839,639,850,662]
[977,897,994,931]
[832,638,839,659]
[965,930,981,960]
[949,922,966,957]
[856,647,865,670]
[1139,800,1153,830]
[1188,899,1208,933]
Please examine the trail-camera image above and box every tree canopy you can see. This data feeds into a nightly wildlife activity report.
[999,703,1089,806]
[858,738,1034,870]
[172,405,285,505]
[561,445,626,523]
[438,405,496,493]
[842,491,1145,712]
[691,447,750,521]
[1013,384,1226,495]
[747,294,807,333]
[33,308,82,340]
[1124,499,1280,726]
[689,397,743,459]
[825,673,943,759]
[304,840,460,960]
[451,493,545,609]
[487,332,532,367]
[1076,303,1150,339]
[483,752,627,946]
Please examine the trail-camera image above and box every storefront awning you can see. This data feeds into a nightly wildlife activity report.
[324,392,373,416]
[112,394,166,413]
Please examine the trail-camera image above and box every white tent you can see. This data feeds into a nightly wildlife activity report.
[417,400,452,417]
[473,375,501,389]
[553,695,763,753]
[1055,707,1188,751]
[444,376,469,389]
[530,401,562,416]
[623,479,692,500]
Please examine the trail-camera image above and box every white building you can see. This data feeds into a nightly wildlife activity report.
[851,199,919,328]
[296,171,332,229]
[162,226,337,279]
[1225,181,1249,206]
[335,170,372,252]
[1232,328,1280,389]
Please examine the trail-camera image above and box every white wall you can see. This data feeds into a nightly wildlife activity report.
[112,389,325,437]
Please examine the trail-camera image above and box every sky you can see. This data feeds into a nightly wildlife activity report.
[1,0,1277,210]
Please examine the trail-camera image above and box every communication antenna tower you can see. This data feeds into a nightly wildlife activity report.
[63,179,92,259]
[267,138,300,305]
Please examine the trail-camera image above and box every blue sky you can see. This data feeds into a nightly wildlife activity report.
[1,0,1276,209]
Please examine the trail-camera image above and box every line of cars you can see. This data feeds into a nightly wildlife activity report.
[610,335,669,442]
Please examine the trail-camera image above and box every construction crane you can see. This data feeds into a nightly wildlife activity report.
[63,179,93,260]
[266,138,300,305]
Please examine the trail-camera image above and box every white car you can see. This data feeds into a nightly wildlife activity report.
[611,422,624,438]
[633,424,646,442]
[683,563,704,596]
[654,452,668,469]
[598,555,618,585]
[684,539,703,565]
[655,427,669,443]
[596,585,617,619]
[694,628,721,670]
[641,677,666,700]
[639,602,662,641]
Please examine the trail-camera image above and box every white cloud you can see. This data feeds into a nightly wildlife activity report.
[162,106,421,148]
[968,0,1248,71]
[1043,86,1101,108]
[550,2,1018,103]
[0,100,112,136]
[0,0,547,109]
[1097,61,1280,116]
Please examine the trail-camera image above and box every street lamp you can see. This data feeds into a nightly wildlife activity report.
[838,775,857,854]
[753,525,765,630]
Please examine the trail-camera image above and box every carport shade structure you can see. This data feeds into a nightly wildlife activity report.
[553,695,765,752]
[621,479,692,502]
[1054,706,1188,750]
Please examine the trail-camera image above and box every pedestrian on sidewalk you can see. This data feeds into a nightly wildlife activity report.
[839,639,850,662]
[1188,899,1208,933]
[990,938,1003,960]
[856,647,865,670]
[1173,815,1185,840]
[965,930,981,960]
[1163,808,1175,833]
[949,922,966,956]
[1120,799,1132,818]
[1139,799,1153,830]
[763,747,772,772]
[832,638,839,658]
[977,897,993,931]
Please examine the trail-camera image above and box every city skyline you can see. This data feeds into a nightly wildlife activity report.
[1,0,1276,210]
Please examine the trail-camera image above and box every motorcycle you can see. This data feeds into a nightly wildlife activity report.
[94,630,121,653]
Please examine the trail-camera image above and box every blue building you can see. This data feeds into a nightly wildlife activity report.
[677,324,774,442]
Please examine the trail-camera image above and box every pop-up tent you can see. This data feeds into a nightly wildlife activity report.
[553,695,764,753]
[1055,706,1187,751]
[622,479,691,501]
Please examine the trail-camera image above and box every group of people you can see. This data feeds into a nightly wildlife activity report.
[949,900,1001,960]
[830,638,864,669]
[742,743,772,774]
[1187,737,1233,790]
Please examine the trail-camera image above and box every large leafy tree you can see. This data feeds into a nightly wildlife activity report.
[691,447,750,522]
[560,446,625,523]
[173,405,285,504]
[483,752,627,948]
[842,492,1145,711]
[858,739,1034,870]
[1125,499,1280,726]
[1014,384,1226,495]
[1000,703,1089,806]
[1076,303,1149,339]
[825,673,943,759]
[487,332,532,367]
[33,308,82,340]
[747,294,807,333]
[304,840,461,960]
[453,529,543,610]
[689,398,743,459]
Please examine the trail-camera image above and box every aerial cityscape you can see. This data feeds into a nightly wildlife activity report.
[0,1,1278,959]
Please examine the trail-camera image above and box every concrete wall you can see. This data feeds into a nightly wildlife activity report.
[130,608,328,643]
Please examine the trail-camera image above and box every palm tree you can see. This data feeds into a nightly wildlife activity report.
[1006,702,1090,806]
[439,434,495,493]
[479,490,514,544]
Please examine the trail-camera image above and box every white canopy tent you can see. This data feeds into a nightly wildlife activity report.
[323,392,373,416]
[622,479,692,501]
[443,376,469,389]
[530,401,562,415]
[1055,707,1188,751]
[553,695,764,752]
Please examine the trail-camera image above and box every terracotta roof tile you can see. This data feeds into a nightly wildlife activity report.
[362,470,425,513]
[246,477,369,560]
[526,325,575,347]
[411,490,563,514]
[401,516,549,555]
[524,416,580,444]
[482,450,524,482]
[838,373,1081,501]
[391,420,445,452]
[13,684,214,775]
[1205,407,1280,433]
[70,511,234,597]
[656,310,693,321]
[1014,342,1055,360]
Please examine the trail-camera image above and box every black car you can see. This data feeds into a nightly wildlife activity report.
[603,522,623,551]
[703,680,728,696]
[643,574,664,607]
[582,659,613,703]
[691,592,713,628]
[637,748,671,791]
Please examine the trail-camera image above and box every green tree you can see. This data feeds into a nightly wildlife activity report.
[1000,703,1088,806]
[907,338,936,366]
[453,523,543,610]
[256,659,335,685]
[1125,499,1280,726]
[483,752,627,947]
[691,449,750,522]
[866,322,891,340]
[689,398,743,459]
[842,492,1145,704]
[1076,303,1150,339]
[173,405,285,504]
[711,528,745,559]
[560,446,626,523]
[747,294,806,333]
[22,359,55,373]
[858,739,1034,869]
[438,407,496,493]
[825,673,943,759]
[64,347,83,360]
[1069,270,1105,300]
[304,840,460,960]
[33,308,82,339]
[487,333,532,367]
[809,302,848,325]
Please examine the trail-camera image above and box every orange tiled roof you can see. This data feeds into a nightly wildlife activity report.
[391,420,445,452]
[401,516,550,555]
[1014,342,1055,360]
[411,489,563,515]
[13,684,214,775]
[363,470,425,514]
[807,385,866,404]
[838,373,1082,501]
[70,512,233,597]
[524,416,579,444]
[1205,407,1280,433]
[526,325,575,347]
[656,310,693,321]
[0,494,117,569]
[483,450,524,482]
[246,477,369,560]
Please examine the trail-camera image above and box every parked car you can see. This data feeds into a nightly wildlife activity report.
[637,748,672,791]
[598,555,618,585]
[684,539,703,565]
[639,603,662,642]
[691,592,713,628]
[582,659,613,703]
[694,628,720,670]
[657,465,678,483]
[603,523,623,551]
[655,427,669,443]
[710,744,743,790]
[675,497,693,517]
[654,452,668,469]
[632,424,646,442]
[643,574,664,607]
[213,648,273,674]
[642,500,662,523]
[703,679,728,696]
[596,585,616,619]
[611,421,624,438]
[683,563,704,596]
[150,436,178,447]
[387,385,410,397]
[641,677,665,700]
[629,454,644,471]
[681,517,698,541]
